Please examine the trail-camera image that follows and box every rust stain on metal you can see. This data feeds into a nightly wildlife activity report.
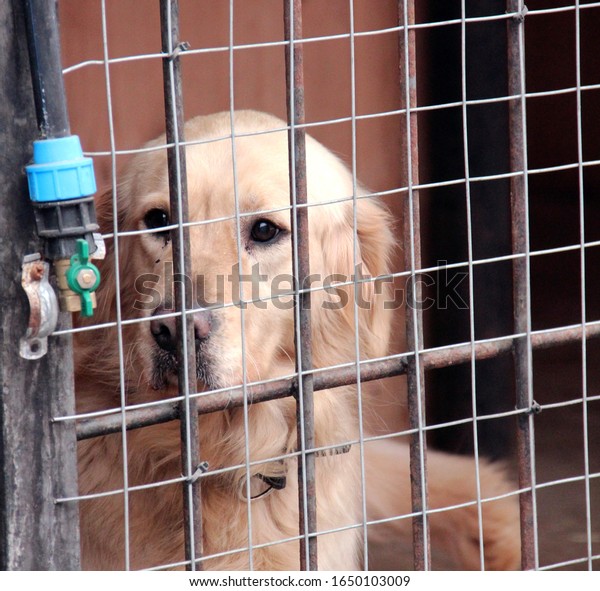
[22,264,43,335]
[30,263,44,281]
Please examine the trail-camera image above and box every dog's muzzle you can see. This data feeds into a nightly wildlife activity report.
[150,305,213,352]
[149,305,217,390]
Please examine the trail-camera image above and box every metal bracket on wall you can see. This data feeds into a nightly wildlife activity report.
[19,253,59,360]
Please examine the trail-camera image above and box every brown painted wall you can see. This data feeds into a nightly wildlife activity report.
[60,0,403,198]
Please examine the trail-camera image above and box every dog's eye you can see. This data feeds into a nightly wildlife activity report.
[250,219,280,243]
[143,208,170,239]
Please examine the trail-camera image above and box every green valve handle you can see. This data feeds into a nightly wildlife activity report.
[66,239,101,317]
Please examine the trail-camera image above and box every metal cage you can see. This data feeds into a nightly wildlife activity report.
[1,0,599,572]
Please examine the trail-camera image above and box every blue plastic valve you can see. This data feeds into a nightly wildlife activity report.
[25,135,96,202]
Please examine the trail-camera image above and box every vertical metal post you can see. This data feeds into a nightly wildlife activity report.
[160,0,203,570]
[399,0,431,571]
[507,0,537,571]
[0,0,80,570]
[283,0,318,571]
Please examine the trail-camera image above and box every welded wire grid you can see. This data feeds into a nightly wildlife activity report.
[51,0,600,572]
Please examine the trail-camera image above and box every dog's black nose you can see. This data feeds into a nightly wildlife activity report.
[150,307,213,352]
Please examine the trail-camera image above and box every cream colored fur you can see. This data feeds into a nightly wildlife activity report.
[75,110,520,570]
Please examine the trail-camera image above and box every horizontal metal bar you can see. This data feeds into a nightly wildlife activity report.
[75,321,600,441]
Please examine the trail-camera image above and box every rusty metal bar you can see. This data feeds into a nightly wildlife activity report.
[160,0,203,570]
[399,0,431,571]
[507,0,537,571]
[75,322,600,441]
[284,0,317,571]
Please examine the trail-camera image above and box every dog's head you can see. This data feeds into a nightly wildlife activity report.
[93,110,394,397]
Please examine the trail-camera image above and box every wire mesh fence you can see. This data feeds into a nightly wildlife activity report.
[1,0,599,572]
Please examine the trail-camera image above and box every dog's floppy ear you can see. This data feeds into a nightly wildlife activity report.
[315,193,395,363]
[353,195,395,359]
[94,184,130,235]
[90,184,138,324]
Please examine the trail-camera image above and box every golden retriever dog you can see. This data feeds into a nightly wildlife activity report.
[75,110,520,570]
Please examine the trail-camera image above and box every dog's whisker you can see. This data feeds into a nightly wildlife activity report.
[244,351,262,384]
